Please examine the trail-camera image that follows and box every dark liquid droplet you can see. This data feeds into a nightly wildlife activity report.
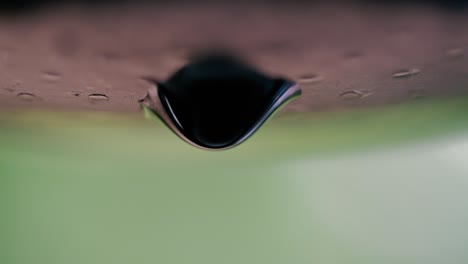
[143,54,301,149]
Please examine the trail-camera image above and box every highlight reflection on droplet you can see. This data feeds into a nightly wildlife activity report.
[140,54,301,150]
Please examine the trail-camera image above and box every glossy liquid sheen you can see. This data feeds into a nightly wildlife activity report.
[157,56,297,149]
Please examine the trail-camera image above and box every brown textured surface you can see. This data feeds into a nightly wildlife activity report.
[0,3,467,113]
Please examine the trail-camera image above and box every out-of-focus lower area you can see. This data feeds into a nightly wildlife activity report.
[2,98,468,264]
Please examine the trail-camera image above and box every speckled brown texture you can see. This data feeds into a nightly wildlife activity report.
[0,3,467,113]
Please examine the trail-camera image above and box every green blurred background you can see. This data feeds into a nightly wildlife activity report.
[2,98,468,264]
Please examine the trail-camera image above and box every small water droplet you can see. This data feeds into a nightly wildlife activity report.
[298,74,323,84]
[88,93,109,102]
[392,68,420,78]
[339,90,372,100]
[17,93,38,102]
[41,71,62,82]
[446,48,464,59]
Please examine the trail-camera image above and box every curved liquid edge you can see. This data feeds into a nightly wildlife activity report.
[140,82,302,151]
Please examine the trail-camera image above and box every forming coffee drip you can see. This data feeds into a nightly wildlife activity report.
[140,55,301,150]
